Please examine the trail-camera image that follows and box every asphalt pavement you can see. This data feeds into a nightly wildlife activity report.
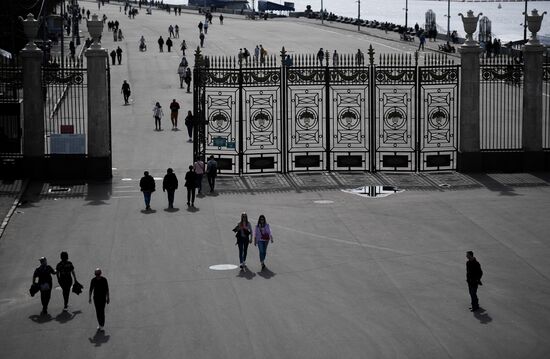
[1,3,549,359]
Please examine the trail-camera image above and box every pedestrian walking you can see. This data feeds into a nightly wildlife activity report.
[158,36,164,52]
[199,32,205,48]
[198,21,203,33]
[184,67,192,93]
[168,24,174,38]
[110,49,116,65]
[233,213,252,270]
[193,158,205,194]
[418,34,426,51]
[184,165,197,207]
[69,40,76,60]
[254,45,260,63]
[175,25,179,38]
[116,46,123,65]
[121,80,131,104]
[219,14,224,24]
[178,61,186,88]
[317,48,324,65]
[33,257,56,315]
[355,49,364,65]
[332,50,339,66]
[206,155,217,192]
[260,45,267,64]
[139,171,156,210]
[204,21,209,34]
[153,102,164,131]
[89,268,109,332]
[162,168,178,208]
[169,99,180,130]
[254,215,274,269]
[184,110,194,142]
[56,251,78,311]
[118,28,124,41]
[113,25,117,41]
[166,37,173,52]
[466,251,483,312]
[180,39,187,55]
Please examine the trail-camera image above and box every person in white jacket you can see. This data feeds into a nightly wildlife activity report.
[153,102,164,131]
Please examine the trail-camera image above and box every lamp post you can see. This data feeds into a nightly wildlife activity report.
[524,0,528,41]
[447,0,451,40]
[321,0,324,25]
[357,0,360,31]
[404,0,408,30]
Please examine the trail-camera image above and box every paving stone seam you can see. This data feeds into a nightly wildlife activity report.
[0,180,29,240]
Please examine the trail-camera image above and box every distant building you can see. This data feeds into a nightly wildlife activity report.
[188,0,250,10]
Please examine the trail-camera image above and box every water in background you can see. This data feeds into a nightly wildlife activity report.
[173,0,550,42]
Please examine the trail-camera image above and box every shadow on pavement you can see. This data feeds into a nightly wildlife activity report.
[29,313,53,324]
[237,268,256,280]
[164,207,180,212]
[54,309,82,324]
[473,307,492,324]
[140,209,157,214]
[89,331,110,346]
[85,182,113,205]
[257,267,276,279]
[468,174,520,196]
[187,206,199,213]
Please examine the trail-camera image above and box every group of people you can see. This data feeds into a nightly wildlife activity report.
[237,45,268,65]
[139,157,218,210]
[233,213,274,270]
[31,253,110,332]
[109,46,123,65]
[151,101,194,138]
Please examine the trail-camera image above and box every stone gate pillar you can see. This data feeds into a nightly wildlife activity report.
[85,14,111,178]
[20,14,44,159]
[458,11,483,170]
[522,10,546,156]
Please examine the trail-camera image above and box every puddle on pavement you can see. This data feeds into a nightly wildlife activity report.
[341,185,404,198]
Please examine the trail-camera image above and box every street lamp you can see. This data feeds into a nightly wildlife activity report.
[404,0,408,30]
[524,0,528,41]
[447,0,451,40]
[321,0,324,25]
[357,0,361,31]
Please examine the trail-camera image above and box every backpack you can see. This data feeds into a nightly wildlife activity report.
[208,161,217,175]
[182,57,188,67]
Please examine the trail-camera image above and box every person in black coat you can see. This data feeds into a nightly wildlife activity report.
[466,251,483,311]
[162,168,178,208]
[184,165,196,207]
[56,251,77,311]
[139,171,156,210]
[89,268,109,331]
[33,257,56,315]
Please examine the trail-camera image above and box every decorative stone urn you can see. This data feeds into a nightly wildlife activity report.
[458,10,483,46]
[19,13,40,50]
[526,9,547,45]
[86,14,104,49]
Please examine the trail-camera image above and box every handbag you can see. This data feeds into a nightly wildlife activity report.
[72,281,83,295]
[29,283,40,297]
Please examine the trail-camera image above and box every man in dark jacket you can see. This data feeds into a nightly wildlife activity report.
[33,257,56,315]
[162,168,178,208]
[466,251,483,312]
[89,268,109,331]
[184,165,196,207]
[139,171,156,210]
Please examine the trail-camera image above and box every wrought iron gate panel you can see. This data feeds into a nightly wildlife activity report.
[242,67,282,173]
[374,66,417,171]
[286,66,327,171]
[418,65,459,170]
[328,66,370,171]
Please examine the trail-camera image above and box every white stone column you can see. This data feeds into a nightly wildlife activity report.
[85,15,110,158]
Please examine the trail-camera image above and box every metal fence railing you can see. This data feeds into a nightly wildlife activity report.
[42,59,87,155]
[0,57,23,156]
[480,55,523,150]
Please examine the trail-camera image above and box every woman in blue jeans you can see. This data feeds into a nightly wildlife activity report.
[254,214,273,269]
[233,213,252,270]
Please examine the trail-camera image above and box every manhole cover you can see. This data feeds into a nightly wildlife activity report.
[439,183,451,188]
[48,187,71,193]
[209,264,239,271]
[342,185,404,198]
[314,200,334,204]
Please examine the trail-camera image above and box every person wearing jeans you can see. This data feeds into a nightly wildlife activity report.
[140,171,156,210]
[254,214,274,269]
[233,213,252,269]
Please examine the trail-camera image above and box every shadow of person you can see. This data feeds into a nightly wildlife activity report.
[236,268,256,280]
[164,207,180,212]
[89,330,110,346]
[54,309,82,324]
[257,267,276,279]
[140,209,157,214]
[187,206,199,213]
[29,313,53,324]
[473,307,492,324]
[85,182,112,205]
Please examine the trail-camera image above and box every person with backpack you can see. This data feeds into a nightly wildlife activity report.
[33,257,56,315]
[158,36,165,52]
[56,251,78,311]
[206,155,217,192]
[193,158,205,194]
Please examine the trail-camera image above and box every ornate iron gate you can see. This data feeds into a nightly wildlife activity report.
[194,48,459,173]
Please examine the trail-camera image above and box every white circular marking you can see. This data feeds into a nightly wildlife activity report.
[153,177,163,180]
[439,183,451,188]
[314,200,334,204]
[209,264,239,271]
[121,178,133,181]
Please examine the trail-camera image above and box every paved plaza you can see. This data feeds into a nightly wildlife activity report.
[1,2,550,358]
